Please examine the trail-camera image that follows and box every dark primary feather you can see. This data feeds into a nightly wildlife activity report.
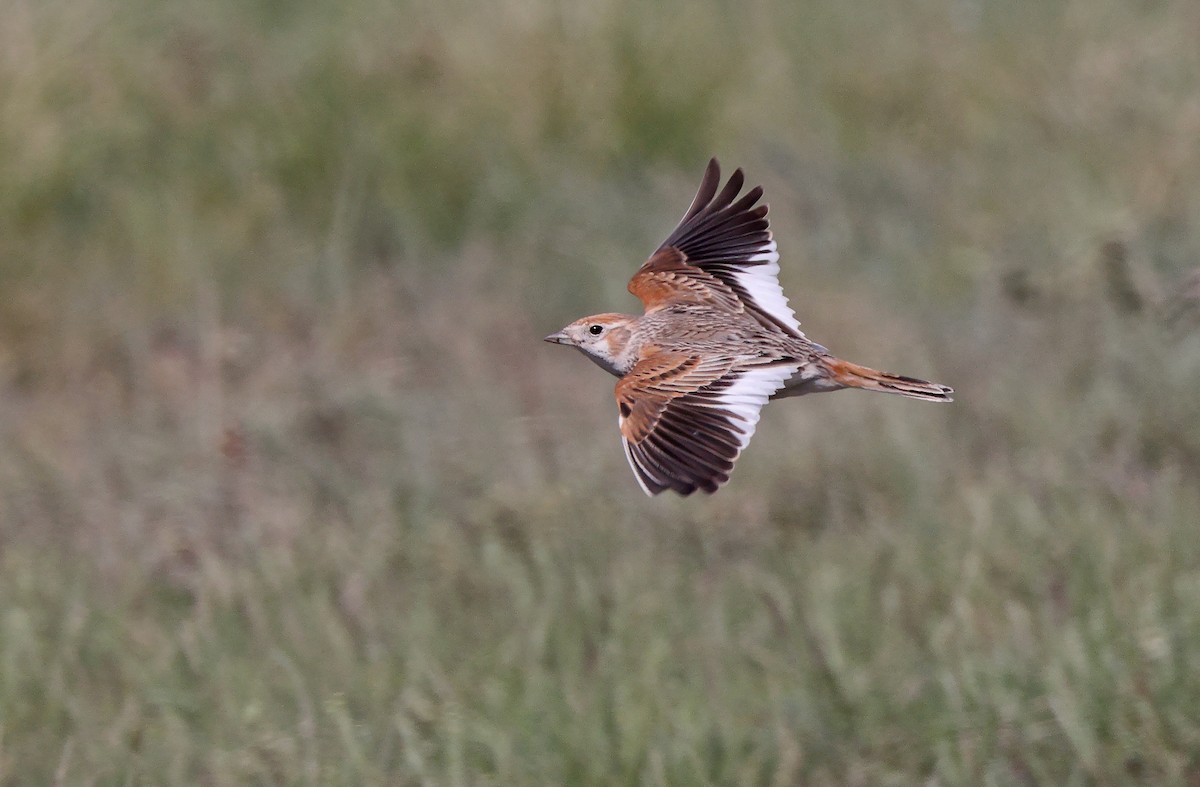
[624,387,746,495]
[654,159,800,337]
[617,359,787,496]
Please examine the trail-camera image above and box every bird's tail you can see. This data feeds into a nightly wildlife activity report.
[819,357,953,402]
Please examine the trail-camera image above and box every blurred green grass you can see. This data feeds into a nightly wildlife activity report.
[3,0,1200,782]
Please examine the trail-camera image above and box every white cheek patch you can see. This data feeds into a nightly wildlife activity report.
[579,346,625,377]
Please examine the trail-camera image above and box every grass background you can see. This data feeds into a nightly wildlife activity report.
[2,0,1200,782]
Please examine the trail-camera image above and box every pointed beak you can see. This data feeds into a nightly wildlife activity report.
[543,331,569,345]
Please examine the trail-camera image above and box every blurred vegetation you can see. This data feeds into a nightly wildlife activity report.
[2,0,1200,782]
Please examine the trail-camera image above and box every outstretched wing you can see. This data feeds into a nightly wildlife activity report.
[628,158,804,337]
[616,351,798,496]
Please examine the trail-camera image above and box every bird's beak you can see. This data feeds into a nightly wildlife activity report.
[543,331,570,345]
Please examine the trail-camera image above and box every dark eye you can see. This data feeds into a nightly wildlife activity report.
[588,324,604,335]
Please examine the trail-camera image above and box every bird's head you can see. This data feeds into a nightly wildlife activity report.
[543,314,639,376]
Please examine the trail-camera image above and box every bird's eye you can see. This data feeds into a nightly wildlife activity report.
[588,324,604,335]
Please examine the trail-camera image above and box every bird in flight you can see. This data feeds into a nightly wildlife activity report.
[544,159,952,496]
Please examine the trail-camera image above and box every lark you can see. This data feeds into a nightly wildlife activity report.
[545,159,952,496]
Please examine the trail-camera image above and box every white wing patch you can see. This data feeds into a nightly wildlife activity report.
[703,361,797,451]
[622,434,657,496]
[733,236,804,336]
[619,361,800,496]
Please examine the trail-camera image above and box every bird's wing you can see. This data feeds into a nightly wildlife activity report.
[616,351,798,496]
[628,158,804,337]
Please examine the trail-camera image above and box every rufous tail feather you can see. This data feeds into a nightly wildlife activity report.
[820,357,953,402]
